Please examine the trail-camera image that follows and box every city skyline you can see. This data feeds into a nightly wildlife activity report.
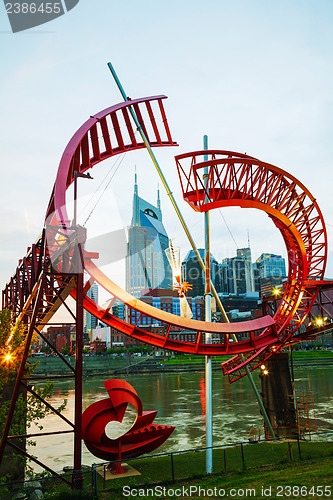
[1,1,333,297]
[87,170,288,307]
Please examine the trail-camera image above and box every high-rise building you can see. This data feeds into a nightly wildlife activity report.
[220,247,254,295]
[219,260,230,294]
[102,298,124,322]
[256,253,286,278]
[83,282,98,335]
[252,261,261,293]
[236,247,254,293]
[181,249,220,297]
[256,253,287,298]
[126,173,172,298]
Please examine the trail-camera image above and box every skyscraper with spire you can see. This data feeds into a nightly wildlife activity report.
[126,173,172,298]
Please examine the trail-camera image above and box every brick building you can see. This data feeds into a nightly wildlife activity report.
[45,325,72,352]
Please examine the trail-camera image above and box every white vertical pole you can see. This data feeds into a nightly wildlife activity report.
[204,135,213,473]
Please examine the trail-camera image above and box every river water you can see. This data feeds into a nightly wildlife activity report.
[28,366,333,472]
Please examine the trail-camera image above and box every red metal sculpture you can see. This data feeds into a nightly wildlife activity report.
[44,98,277,355]
[3,96,332,373]
[82,379,174,474]
[44,99,332,367]
[2,91,333,481]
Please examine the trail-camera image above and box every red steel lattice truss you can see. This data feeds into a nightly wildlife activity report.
[176,150,333,379]
[0,225,86,485]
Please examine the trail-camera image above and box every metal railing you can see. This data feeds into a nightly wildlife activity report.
[1,430,333,498]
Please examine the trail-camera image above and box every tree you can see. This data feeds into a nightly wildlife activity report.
[128,345,153,354]
[0,310,67,481]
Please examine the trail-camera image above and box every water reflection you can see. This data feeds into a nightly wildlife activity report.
[105,404,137,440]
[28,366,333,472]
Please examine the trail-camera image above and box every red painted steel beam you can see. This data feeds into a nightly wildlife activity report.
[84,260,275,336]
[45,96,177,227]
[72,283,278,356]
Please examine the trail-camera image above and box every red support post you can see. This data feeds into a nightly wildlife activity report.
[72,238,84,489]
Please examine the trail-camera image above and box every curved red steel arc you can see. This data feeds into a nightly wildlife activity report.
[76,259,278,355]
[175,150,328,376]
[46,95,177,226]
[46,98,280,355]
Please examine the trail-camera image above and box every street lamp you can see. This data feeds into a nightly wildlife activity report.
[3,352,13,364]
[260,364,269,376]
[73,170,93,226]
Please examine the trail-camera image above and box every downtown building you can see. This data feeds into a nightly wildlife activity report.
[44,325,72,352]
[129,288,204,327]
[220,247,254,295]
[91,298,140,350]
[90,325,139,350]
[255,253,287,297]
[125,173,172,298]
[83,281,98,337]
[181,248,221,297]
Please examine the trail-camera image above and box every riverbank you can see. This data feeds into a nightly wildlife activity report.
[28,351,333,377]
[24,367,333,476]
[104,454,333,500]
[3,438,332,499]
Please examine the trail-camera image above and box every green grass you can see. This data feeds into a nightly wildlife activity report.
[292,350,333,359]
[188,459,333,500]
[161,350,333,366]
[97,440,333,498]
[12,440,331,499]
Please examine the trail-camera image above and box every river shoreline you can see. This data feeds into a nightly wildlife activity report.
[28,355,333,377]
[26,366,333,474]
